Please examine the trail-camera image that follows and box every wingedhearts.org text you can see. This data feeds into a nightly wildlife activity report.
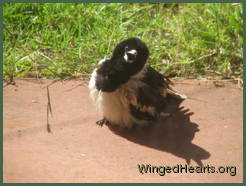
[138,164,236,176]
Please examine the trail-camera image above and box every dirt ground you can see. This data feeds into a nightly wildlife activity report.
[3,79,243,183]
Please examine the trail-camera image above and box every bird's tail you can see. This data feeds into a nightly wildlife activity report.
[167,88,187,100]
[163,75,206,102]
[167,87,207,103]
[163,75,187,100]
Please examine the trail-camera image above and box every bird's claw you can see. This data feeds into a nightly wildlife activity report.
[96,118,110,127]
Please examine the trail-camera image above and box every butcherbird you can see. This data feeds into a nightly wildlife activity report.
[89,37,186,128]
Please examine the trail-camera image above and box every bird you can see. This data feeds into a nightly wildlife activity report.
[88,37,186,128]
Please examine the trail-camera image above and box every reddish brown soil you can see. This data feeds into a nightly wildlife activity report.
[3,79,243,183]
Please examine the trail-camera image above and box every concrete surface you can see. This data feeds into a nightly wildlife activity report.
[3,79,243,183]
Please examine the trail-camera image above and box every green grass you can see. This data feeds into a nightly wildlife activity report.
[3,3,243,80]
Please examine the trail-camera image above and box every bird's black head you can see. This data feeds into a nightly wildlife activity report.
[95,38,149,92]
[111,37,149,76]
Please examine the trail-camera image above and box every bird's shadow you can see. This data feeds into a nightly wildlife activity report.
[106,95,210,166]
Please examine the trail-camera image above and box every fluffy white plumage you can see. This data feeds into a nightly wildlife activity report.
[88,38,186,128]
[89,60,151,127]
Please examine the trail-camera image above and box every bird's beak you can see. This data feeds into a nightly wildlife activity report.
[124,49,137,63]
[127,49,137,56]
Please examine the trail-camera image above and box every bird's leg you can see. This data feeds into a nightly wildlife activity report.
[96,118,110,126]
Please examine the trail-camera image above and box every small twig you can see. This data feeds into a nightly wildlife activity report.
[45,79,61,134]
[46,86,53,133]
[65,83,86,92]
[44,78,69,133]
[47,86,53,117]
[46,107,52,133]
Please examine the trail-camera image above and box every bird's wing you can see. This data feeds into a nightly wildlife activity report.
[121,80,167,121]
[140,65,173,92]
[141,65,186,100]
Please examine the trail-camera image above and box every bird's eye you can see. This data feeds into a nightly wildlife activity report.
[124,46,129,52]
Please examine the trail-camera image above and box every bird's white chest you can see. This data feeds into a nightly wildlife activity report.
[88,69,132,127]
[98,90,125,122]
